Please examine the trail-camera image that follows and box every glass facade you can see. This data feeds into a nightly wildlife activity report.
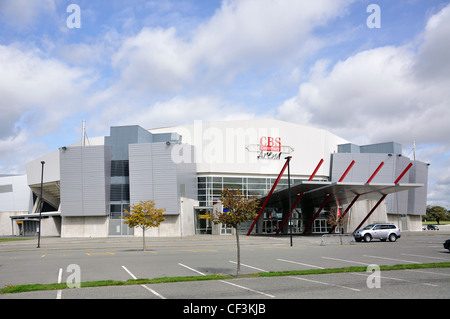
[197,176,305,207]
[109,160,133,235]
[197,175,334,234]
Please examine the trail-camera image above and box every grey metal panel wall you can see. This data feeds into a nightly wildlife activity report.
[129,143,178,215]
[60,146,110,216]
[332,153,428,216]
[129,143,154,205]
[106,125,153,160]
[330,153,396,184]
[176,145,198,200]
[151,143,179,215]
[129,143,197,216]
[407,161,428,215]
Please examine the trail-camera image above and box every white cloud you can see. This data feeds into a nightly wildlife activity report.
[86,0,356,135]
[110,0,355,95]
[112,27,196,95]
[414,4,450,82]
[87,95,258,135]
[0,44,94,171]
[278,4,450,146]
[277,3,450,207]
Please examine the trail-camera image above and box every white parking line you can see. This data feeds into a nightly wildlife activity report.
[178,263,275,298]
[405,269,450,277]
[277,258,325,269]
[56,268,63,299]
[289,275,361,292]
[322,256,440,287]
[401,253,449,261]
[362,255,422,264]
[349,271,438,287]
[178,263,206,275]
[231,260,359,292]
[220,280,275,298]
[121,265,166,299]
[321,256,368,266]
[229,260,269,272]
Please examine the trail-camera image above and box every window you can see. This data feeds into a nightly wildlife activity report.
[110,184,130,201]
[111,160,129,177]
[109,203,130,219]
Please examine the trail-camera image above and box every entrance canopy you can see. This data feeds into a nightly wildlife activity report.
[250,180,424,235]
[265,180,424,208]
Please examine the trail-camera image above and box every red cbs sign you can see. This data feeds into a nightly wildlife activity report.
[259,136,281,152]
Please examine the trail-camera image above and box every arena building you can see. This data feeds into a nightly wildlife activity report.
[0,119,428,237]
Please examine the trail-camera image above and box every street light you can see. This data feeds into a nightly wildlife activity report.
[37,161,45,248]
[285,156,293,247]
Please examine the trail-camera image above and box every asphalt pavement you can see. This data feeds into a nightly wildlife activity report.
[1,228,449,305]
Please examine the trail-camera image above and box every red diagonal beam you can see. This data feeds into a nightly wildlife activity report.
[353,162,413,231]
[275,159,324,235]
[303,160,356,235]
[354,194,387,232]
[329,161,385,233]
[308,159,324,182]
[328,193,360,234]
[246,157,291,236]
[274,192,303,235]
[366,161,385,184]
[394,162,413,184]
[338,160,355,182]
[302,193,333,235]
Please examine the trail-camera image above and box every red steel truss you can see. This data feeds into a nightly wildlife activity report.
[302,160,355,235]
[328,161,385,234]
[275,159,324,235]
[353,162,413,232]
[246,157,291,236]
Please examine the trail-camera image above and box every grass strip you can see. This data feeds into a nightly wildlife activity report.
[0,238,33,242]
[2,262,449,294]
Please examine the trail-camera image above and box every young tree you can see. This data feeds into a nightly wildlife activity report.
[123,200,166,251]
[212,188,260,277]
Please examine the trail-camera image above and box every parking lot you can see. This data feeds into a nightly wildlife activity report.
[1,229,449,303]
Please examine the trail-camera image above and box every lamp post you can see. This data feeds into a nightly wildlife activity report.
[285,156,293,247]
[37,161,45,248]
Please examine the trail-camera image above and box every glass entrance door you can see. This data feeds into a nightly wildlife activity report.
[195,208,212,234]
[109,203,134,236]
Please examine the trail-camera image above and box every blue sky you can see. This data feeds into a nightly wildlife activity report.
[1,0,449,208]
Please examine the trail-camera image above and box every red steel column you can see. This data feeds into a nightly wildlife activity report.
[246,157,291,236]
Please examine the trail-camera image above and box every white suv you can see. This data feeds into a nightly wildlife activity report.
[353,223,401,242]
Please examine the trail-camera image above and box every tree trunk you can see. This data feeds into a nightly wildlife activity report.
[235,228,240,277]
[142,227,146,251]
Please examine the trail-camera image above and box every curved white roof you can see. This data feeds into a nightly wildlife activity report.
[150,118,349,178]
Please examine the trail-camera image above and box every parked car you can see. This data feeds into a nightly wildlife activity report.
[426,224,439,230]
[444,239,450,252]
[353,223,401,242]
